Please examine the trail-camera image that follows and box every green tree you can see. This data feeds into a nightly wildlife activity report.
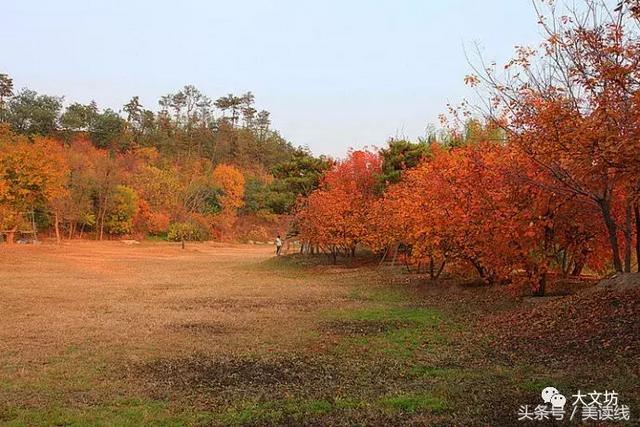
[60,102,98,132]
[90,109,125,150]
[378,139,431,190]
[215,94,243,127]
[7,89,62,136]
[272,149,331,197]
[242,176,268,213]
[0,74,13,121]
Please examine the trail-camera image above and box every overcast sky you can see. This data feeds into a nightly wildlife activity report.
[3,1,542,157]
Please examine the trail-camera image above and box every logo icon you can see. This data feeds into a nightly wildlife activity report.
[550,393,567,409]
[541,386,561,404]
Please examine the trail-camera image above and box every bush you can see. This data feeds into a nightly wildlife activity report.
[240,225,270,243]
[167,221,209,242]
[147,212,171,235]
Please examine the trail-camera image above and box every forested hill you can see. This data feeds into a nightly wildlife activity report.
[1,80,299,171]
[0,75,330,243]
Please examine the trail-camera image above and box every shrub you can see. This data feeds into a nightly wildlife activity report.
[147,212,171,235]
[167,221,209,242]
[241,225,270,243]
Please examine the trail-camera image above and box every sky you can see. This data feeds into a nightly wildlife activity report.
[2,0,543,157]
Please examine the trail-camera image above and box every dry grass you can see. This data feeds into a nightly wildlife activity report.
[0,241,350,360]
[0,242,637,426]
[0,242,364,423]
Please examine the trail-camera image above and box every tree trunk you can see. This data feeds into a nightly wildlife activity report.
[635,202,640,273]
[5,229,16,244]
[533,271,547,297]
[472,260,485,279]
[571,249,589,277]
[98,193,109,241]
[470,258,492,284]
[561,250,569,277]
[624,201,632,273]
[378,245,389,266]
[571,262,585,277]
[54,212,61,244]
[429,255,435,279]
[391,242,400,266]
[599,200,623,272]
[99,213,105,241]
[31,210,38,242]
[435,260,446,279]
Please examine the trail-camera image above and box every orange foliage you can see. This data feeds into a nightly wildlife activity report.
[0,133,69,241]
[212,164,245,211]
[299,140,610,293]
[468,1,640,273]
[211,164,245,238]
[297,150,381,260]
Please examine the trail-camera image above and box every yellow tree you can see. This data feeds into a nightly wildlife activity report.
[212,164,245,238]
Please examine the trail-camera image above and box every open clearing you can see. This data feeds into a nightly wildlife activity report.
[0,242,638,426]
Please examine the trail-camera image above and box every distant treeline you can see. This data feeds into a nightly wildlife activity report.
[0,76,330,243]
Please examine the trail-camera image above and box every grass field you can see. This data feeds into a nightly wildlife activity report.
[0,242,638,426]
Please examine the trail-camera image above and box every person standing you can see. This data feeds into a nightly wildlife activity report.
[275,235,283,256]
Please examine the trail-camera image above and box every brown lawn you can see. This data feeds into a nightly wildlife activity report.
[0,242,366,368]
[0,241,638,426]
